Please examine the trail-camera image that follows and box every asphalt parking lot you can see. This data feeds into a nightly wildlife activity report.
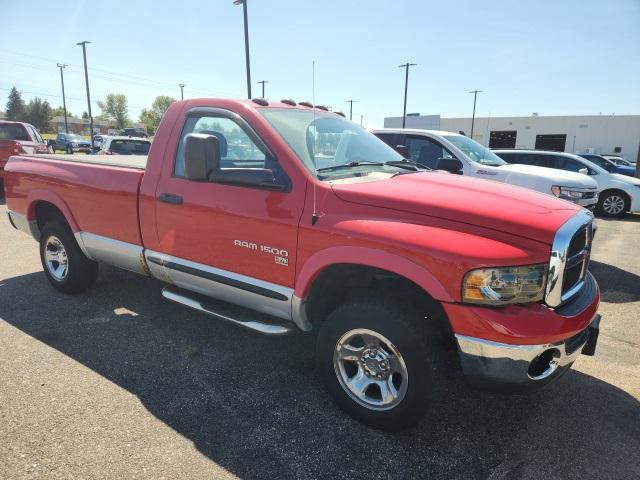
[1,199,639,480]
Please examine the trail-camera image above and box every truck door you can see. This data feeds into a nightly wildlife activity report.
[152,109,303,295]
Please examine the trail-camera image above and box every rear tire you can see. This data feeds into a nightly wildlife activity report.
[39,220,98,293]
[316,298,435,431]
[597,191,629,218]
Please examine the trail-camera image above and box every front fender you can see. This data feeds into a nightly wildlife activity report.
[294,246,453,302]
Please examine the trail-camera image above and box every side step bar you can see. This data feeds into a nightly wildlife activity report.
[161,285,295,336]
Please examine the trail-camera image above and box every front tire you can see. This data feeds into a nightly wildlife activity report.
[66,145,73,154]
[39,220,98,293]
[597,191,629,218]
[316,298,434,431]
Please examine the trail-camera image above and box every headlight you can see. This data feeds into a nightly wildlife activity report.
[462,264,548,306]
[551,186,584,199]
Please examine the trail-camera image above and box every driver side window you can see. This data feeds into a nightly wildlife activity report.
[404,136,453,169]
[174,115,266,177]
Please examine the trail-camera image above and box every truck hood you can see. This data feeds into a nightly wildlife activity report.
[331,172,581,244]
[497,163,597,188]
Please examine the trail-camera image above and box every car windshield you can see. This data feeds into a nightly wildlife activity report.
[259,108,408,179]
[67,134,82,141]
[582,155,611,168]
[443,135,506,166]
[108,139,151,155]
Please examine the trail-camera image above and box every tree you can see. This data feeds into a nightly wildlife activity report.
[139,95,176,134]
[5,86,26,121]
[97,93,130,129]
[82,111,89,119]
[52,106,74,118]
[25,97,53,133]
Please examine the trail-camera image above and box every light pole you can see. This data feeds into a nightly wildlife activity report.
[179,83,186,100]
[76,41,94,148]
[469,90,483,139]
[234,0,252,99]
[399,63,416,128]
[360,115,363,127]
[258,80,268,98]
[347,99,356,120]
[56,63,69,133]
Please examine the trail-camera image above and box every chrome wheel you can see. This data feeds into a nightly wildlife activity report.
[333,328,408,411]
[44,235,68,281]
[602,195,625,215]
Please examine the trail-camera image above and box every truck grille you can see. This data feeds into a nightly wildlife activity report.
[561,225,591,296]
[545,211,594,308]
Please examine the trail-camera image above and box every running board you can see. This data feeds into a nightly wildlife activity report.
[161,285,295,336]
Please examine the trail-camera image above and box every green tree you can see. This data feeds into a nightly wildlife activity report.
[97,93,130,129]
[25,97,53,132]
[5,86,26,121]
[52,106,74,118]
[82,111,89,119]
[139,95,175,134]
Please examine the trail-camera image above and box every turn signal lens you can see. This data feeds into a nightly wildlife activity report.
[462,264,548,306]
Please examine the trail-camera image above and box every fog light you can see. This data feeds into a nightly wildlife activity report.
[527,348,560,380]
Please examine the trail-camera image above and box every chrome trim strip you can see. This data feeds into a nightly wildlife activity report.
[76,232,148,275]
[162,286,293,336]
[7,211,40,241]
[145,250,294,322]
[545,210,594,308]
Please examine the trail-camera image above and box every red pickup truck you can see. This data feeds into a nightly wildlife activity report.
[4,99,601,430]
[0,120,51,185]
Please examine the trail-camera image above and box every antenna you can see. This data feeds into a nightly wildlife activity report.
[311,60,319,225]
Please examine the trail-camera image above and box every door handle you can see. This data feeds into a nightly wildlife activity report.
[159,193,183,205]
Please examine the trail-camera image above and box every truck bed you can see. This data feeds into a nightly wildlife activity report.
[33,154,148,170]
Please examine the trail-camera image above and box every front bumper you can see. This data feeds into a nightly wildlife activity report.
[448,271,600,388]
[574,195,598,208]
[456,314,600,387]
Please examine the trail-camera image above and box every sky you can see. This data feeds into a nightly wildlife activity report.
[1,0,639,128]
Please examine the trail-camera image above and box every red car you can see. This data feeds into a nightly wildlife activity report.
[0,121,50,184]
[3,99,601,430]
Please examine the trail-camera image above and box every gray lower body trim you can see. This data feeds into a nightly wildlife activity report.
[7,211,41,241]
[75,232,148,276]
[292,295,312,331]
[145,250,294,322]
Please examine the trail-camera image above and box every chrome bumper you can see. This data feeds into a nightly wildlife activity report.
[455,314,600,386]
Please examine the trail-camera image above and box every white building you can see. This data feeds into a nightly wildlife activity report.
[384,114,640,162]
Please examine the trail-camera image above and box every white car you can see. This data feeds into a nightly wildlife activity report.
[602,155,636,167]
[494,150,640,218]
[373,129,599,208]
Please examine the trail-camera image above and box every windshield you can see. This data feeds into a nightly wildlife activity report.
[67,134,82,141]
[259,108,407,179]
[108,139,151,155]
[443,135,506,166]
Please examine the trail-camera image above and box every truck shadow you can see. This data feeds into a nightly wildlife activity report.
[1,267,638,479]
[590,260,640,303]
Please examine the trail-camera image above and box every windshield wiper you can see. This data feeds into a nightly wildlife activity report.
[316,161,385,173]
[384,160,427,171]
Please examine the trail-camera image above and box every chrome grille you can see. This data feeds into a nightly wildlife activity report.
[545,210,594,308]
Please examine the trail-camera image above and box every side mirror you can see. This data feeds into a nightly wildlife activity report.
[437,157,463,174]
[184,133,220,180]
[578,167,589,175]
[395,145,409,158]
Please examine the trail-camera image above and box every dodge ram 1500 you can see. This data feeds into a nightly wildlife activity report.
[4,98,601,430]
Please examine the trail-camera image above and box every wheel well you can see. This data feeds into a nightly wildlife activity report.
[305,264,453,343]
[600,188,631,206]
[34,201,68,230]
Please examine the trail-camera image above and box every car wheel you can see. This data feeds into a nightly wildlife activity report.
[598,191,629,218]
[39,220,98,293]
[66,145,73,154]
[316,298,434,431]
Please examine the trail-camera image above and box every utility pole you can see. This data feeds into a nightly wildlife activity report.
[258,80,268,98]
[234,0,252,98]
[56,63,69,133]
[360,115,363,127]
[179,83,186,100]
[77,41,94,149]
[347,99,356,120]
[398,63,416,128]
[469,90,483,140]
